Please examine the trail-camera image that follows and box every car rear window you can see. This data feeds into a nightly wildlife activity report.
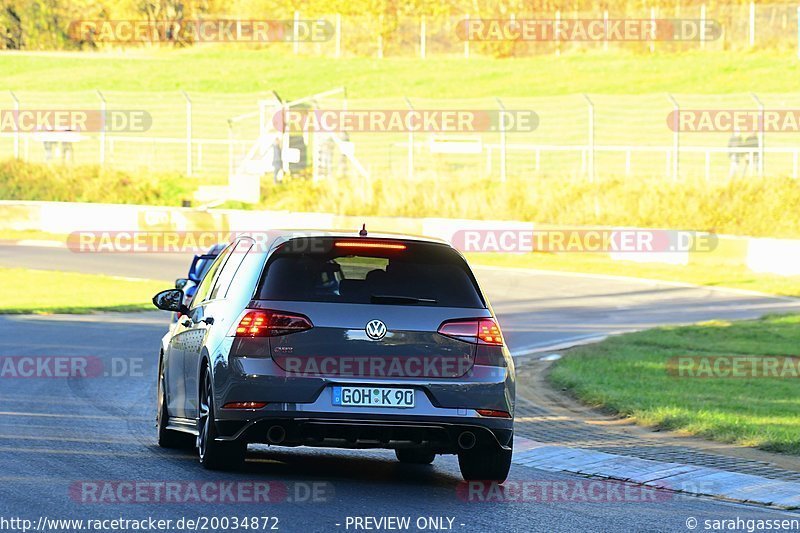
[257,238,485,308]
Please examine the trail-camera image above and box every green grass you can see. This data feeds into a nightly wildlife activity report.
[250,175,800,238]
[467,253,800,298]
[1,48,798,96]
[0,160,195,205]
[549,314,800,454]
[0,267,168,314]
[3,49,799,181]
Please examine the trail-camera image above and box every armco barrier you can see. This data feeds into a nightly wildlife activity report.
[0,200,794,276]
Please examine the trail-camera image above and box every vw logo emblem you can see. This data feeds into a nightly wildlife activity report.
[365,319,387,340]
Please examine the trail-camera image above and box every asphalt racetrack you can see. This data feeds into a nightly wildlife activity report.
[1,244,799,532]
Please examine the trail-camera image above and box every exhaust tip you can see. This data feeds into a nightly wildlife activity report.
[267,425,286,444]
[457,431,476,450]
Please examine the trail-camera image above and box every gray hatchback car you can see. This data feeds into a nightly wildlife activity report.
[153,230,515,482]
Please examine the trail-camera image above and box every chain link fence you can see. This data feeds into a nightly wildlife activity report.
[3,90,800,197]
[289,3,800,57]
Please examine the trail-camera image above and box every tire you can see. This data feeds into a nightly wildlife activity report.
[458,443,512,483]
[395,449,436,465]
[197,367,246,470]
[157,359,194,449]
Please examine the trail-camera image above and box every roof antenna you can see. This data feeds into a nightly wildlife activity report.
[359,223,368,237]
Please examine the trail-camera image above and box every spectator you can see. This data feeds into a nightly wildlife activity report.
[272,136,284,184]
[743,133,760,176]
[61,129,74,163]
[338,131,350,178]
[727,129,742,179]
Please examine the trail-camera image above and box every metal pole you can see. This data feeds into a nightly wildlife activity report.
[555,10,561,56]
[700,4,706,50]
[749,1,755,48]
[751,92,765,178]
[420,15,426,59]
[293,11,300,54]
[495,97,507,182]
[668,94,679,181]
[464,14,470,58]
[182,91,192,177]
[228,119,234,179]
[96,90,106,165]
[650,7,656,53]
[404,97,414,180]
[10,91,19,159]
[377,12,384,59]
[583,94,594,183]
[335,13,341,58]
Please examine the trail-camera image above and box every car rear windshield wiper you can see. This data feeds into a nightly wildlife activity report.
[370,294,438,305]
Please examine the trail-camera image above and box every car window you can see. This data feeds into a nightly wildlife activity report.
[257,238,484,308]
[191,244,233,307]
[210,239,253,300]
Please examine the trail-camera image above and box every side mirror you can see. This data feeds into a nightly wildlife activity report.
[175,278,189,290]
[152,289,189,315]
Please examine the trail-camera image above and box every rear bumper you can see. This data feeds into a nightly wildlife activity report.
[216,356,514,411]
[217,414,513,454]
[212,355,515,453]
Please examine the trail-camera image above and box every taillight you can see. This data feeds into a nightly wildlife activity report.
[437,318,504,346]
[230,309,313,337]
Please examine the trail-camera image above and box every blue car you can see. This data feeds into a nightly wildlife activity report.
[172,244,227,323]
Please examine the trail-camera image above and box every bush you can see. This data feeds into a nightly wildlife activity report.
[0,159,192,206]
[256,175,800,238]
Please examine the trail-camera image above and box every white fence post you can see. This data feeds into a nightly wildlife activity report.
[555,10,561,55]
[668,94,679,181]
[420,15,426,59]
[378,13,384,59]
[227,120,234,179]
[649,7,656,53]
[464,14,470,58]
[583,94,595,183]
[495,97,507,182]
[700,4,707,50]
[293,11,300,54]
[182,91,193,177]
[404,97,414,180]
[10,91,19,159]
[335,13,342,58]
[749,1,756,48]
[751,92,765,178]
[96,90,106,166]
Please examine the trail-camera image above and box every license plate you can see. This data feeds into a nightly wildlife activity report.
[332,386,415,408]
